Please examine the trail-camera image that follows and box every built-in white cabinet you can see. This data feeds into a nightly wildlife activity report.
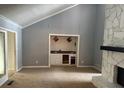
[69,54,76,65]
[50,54,76,65]
[50,54,62,65]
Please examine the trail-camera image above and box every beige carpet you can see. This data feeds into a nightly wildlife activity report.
[1,66,101,88]
[8,70,15,77]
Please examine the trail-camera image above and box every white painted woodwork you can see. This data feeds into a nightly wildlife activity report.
[50,54,62,65]
[50,54,76,65]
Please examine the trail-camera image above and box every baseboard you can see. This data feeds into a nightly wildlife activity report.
[16,66,23,72]
[22,66,50,68]
[77,65,94,68]
[0,75,8,86]
[51,64,76,66]
[17,65,101,71]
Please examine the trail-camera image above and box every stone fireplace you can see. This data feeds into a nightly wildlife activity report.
[92,50,124,87]
[117,66,124,87]
[102,51,124,84]
[92,4,124,88]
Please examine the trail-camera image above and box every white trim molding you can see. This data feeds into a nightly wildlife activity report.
[0,15,22,29]
[23,4,79,28]
[0,30,8,86]
[22,66,50,68]
[0,27,19,72]
[16,67,23,72]
[77,65,95,68]
[0,27,19,33]
[48,33,80,37]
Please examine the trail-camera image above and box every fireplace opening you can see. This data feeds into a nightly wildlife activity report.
[117,66,124,87]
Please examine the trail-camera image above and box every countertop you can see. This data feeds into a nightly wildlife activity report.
[51,51,76,54]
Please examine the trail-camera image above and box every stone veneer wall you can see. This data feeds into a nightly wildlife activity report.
[102,4,124,83]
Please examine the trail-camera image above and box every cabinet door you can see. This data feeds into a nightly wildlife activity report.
[69,54,76,65]
[50,54,62,65]
[62,55,69,64]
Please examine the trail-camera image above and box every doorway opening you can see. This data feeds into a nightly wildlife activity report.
[49,34,80,67]
[7,31,16,78]
[0,31,5,78]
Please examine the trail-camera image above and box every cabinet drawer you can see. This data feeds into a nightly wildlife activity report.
[50,54,62,65]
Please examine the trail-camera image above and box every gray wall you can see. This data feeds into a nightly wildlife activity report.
[22,4,97,66]
[94,5,105,71]
[0,17,22,70]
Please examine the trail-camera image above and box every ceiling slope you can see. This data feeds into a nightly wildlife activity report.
[0,4,77,28]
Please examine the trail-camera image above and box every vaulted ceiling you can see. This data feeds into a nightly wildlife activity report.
[0,4,76,28]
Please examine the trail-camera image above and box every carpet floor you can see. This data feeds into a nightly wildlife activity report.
[1,66,101,88]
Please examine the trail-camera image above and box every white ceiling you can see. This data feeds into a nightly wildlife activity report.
[0,4,76,28]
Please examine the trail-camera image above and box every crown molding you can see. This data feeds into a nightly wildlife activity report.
[0,14,22,29]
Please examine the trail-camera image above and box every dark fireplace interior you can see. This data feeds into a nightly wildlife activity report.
[117,67,124,87]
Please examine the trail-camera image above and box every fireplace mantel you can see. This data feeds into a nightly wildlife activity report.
[100,46,124,53]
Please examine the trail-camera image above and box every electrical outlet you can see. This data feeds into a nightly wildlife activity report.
[35,60,38,64]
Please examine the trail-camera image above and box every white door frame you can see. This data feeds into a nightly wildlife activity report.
[0,27,19,86]
[0,27,18,73]
[7,31,17,73]
[0,30,8,86]
[0,30,7,76]
[48,33,80,67]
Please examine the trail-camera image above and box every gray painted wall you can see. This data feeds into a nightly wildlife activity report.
[0,17,22,70]
[22,4,97,66]
[94,5,105,71]
[78,5,97,66]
